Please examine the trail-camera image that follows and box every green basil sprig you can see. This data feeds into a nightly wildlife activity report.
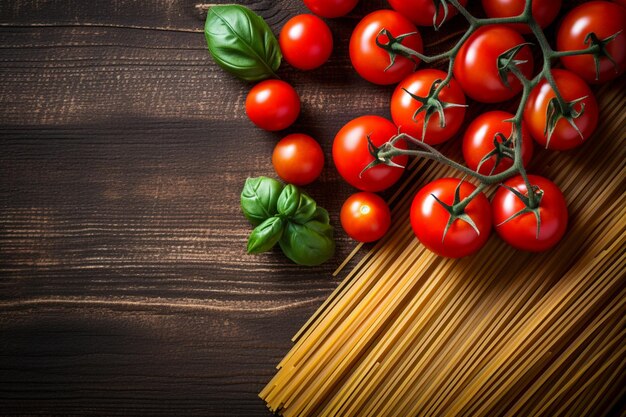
[241,177,335,266]
[205,5,282,81]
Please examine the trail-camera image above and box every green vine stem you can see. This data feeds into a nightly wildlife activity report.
[373,0,620,218]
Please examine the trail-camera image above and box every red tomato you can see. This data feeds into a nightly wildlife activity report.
[387,0,468,27]
[453,25,534,103]
[557,1,626,84]
[279,14,333,71]
[523,69,598,150]
[482,0,562,33]
[340,192,391,242]
[350,10,423,85]
[391,69,466,145]
[303,0,359,18]
[492,175,568,252]
[245,80,300,131]
[410,178,492,258]
[333,115,408,192]
[272,134,324,186]
[462,111,533,175]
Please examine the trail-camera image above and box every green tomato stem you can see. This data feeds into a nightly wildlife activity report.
[374,0,613,215]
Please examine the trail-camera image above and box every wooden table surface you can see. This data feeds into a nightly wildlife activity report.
[1,1,617,416]
[0,1,397,415]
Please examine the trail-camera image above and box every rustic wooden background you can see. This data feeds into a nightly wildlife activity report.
[0,1,393,415]
[0,1,619,416]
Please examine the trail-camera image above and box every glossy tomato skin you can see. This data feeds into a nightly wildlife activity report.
[279,14,333,71]
[245,80,300,131]
[453,25,534,103]
[410,178,492,258]
[333,115,408,192]
[482,0,561,33]
[557,1,626,84]
[462,111,533,175]
[350,10,423,85]
[387,0,468,27]
[272,134,324,186]
[303,0,359,18]
[340,192,391,242]
[492,175,568,252]
[523,69,598,150]
[391,69,466,145]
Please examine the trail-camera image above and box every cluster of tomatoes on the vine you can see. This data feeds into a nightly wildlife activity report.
[244,0,625,259]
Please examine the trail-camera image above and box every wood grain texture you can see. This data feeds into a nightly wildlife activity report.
[0,1,377,415]
[0,0,620,416]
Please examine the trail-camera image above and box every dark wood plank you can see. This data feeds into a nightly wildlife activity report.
[0,1,392,415]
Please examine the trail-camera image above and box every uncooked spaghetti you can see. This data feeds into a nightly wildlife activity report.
[260,79,625,417]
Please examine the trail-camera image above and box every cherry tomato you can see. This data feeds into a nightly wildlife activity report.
[410,178,492,258]
[523,69,598,150]
[279,14,333,71]
[462,111,533,175]
[350,10,423,85]
[482,0,561,33]
[245,80,300,131]
[387,0,468,27]
[557,1,626,84]
[303,0,359,18]
[340,192,391,242]
[272,134,324,186]
[333,115,408,192]
[453,25,534,103]
[492,175,568,252]
[391,69,466,145]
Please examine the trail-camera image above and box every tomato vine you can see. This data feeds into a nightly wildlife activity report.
[372,0,621,230]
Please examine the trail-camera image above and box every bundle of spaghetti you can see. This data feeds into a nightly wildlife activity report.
[260,80,625,416]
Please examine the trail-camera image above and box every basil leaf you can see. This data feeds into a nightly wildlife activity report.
[305,219,334,238]
[247,216,285,254]
[241,177,283,226]
[277,184,300,217]
[291,192,318,224]
[312,207,330,225]
[205,5,282,81]
[279,220,335,266]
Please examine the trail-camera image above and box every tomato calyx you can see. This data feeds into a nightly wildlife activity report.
[583,31,623,81]
[375,29,421,71]
[544,95,587,149]
[359,134,406,178]
[430,0,454,30]
[476,131,517,175]
[402,80,467,141]
[497,43,532,88]
[431,179,481,242]
[496,183,544,238]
